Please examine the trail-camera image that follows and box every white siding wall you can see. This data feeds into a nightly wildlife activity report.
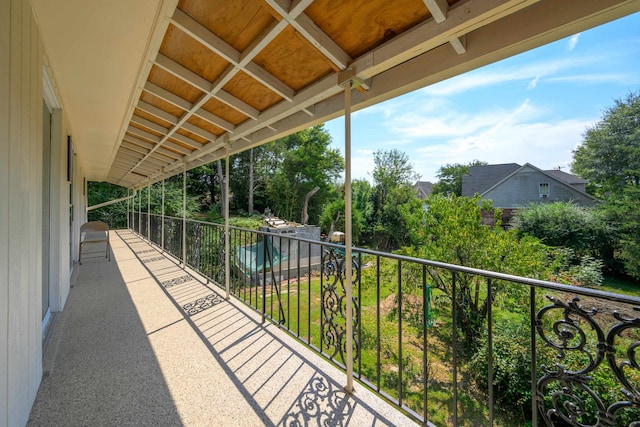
[1,0,43,425]
[0,0,82,424]
[0,0,10,423]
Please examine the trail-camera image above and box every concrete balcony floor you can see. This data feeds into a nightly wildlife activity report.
[28,230,415,426]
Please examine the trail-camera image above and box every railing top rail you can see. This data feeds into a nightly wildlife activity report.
[141,214,640,306]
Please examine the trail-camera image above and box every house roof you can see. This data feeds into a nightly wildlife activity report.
[477,163,599,202]
[31,0,640,189]
[544,169,589,185]
[414,181,434,197]
[461,163,520,196]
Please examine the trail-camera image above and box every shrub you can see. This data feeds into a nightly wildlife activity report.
[548,247,604,287]
[512,201,614,260]
[469,319,533,423]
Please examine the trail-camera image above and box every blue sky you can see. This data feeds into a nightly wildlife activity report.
[324,12,640,183]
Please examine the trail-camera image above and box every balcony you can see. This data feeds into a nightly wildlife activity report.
[29,216,640,426]
[28,228,414,426]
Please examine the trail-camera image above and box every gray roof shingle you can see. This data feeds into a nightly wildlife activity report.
[543,169,588,185]
[461,163,520,196]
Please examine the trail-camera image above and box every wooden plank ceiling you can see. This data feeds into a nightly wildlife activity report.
[106,0,640,189]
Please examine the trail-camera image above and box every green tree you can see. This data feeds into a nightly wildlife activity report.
[431,160,487,196]
[186,164,216,210]
[87,181,128,228]
[229,146,271,215]
[372,149,419,207]
[572,92,640,279]
[352,179,374,241]
[600,185,640,279]
[369,149,422,250]
[373,185,425,249]
[146,177,199,217]
[266,125,343,224]
[319,198,364,243]
[572,92,640,196]
[403,195,549,350]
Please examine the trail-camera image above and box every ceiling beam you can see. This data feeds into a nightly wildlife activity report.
[171,9,295,101]
[193,109,235,133]
[244,61,295,102]
[214,91,260,120]
[171,8,241,64]
[352,0,540,81]
[137,100,180,125]
[143,81,192,112]
[123,146,175,166]
[123,134,181,159]
[155,53,211,92]
[423,0,449,23]
[181,122,218,142]
[423,0,468,54]
[127,125,162,143]
[169,132,201,150]
[449,35,467,54]
[162,140,192,155]
[143,82,235,134]
[130,114,169,136]
[264,0,351,69]
[121,141,150,157]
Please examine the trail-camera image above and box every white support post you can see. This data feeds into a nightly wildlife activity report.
[147,185,151,238]
[182,163,187,267]
[138,188,142,235]
[127,188,130,229]
[342,71,355,394]
[161,178,165,252]
[225,145,231,300]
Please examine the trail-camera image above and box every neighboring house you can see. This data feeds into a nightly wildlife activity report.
[462,163,598,208]
[414,181,434,199]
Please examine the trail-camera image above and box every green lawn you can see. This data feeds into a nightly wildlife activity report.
[229,253,640,427]
[601,276,640,297]
[233,259,517,426]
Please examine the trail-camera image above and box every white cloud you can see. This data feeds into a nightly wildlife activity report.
[356,149,373,155]
[527,75,540,89]
[326,18,640,183]
[409,115,594,182]
[390,99,539,140]
[420,54,606,96]
[568,34,581,51]
[547,73,640,85]
[339,150,375,183]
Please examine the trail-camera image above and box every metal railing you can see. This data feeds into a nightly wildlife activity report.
[129,212,640,426]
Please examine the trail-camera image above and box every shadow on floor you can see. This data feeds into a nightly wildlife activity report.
[29,230,415,426]
[28,239,183,426]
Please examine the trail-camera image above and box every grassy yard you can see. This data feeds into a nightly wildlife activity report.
[233,258,526,426]
[601,275,640,297]
[228,249,640,426]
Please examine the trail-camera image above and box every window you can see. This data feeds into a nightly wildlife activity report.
[539,182,549,197]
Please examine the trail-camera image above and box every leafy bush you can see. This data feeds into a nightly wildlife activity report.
[512,202,613,257]
[548,247,604,287]
[469,319,533,423]
[319,198,364,243]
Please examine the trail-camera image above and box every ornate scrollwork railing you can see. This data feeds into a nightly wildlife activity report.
[536,296,640,426]
[321,247,360,367]
[129,215,640,426]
